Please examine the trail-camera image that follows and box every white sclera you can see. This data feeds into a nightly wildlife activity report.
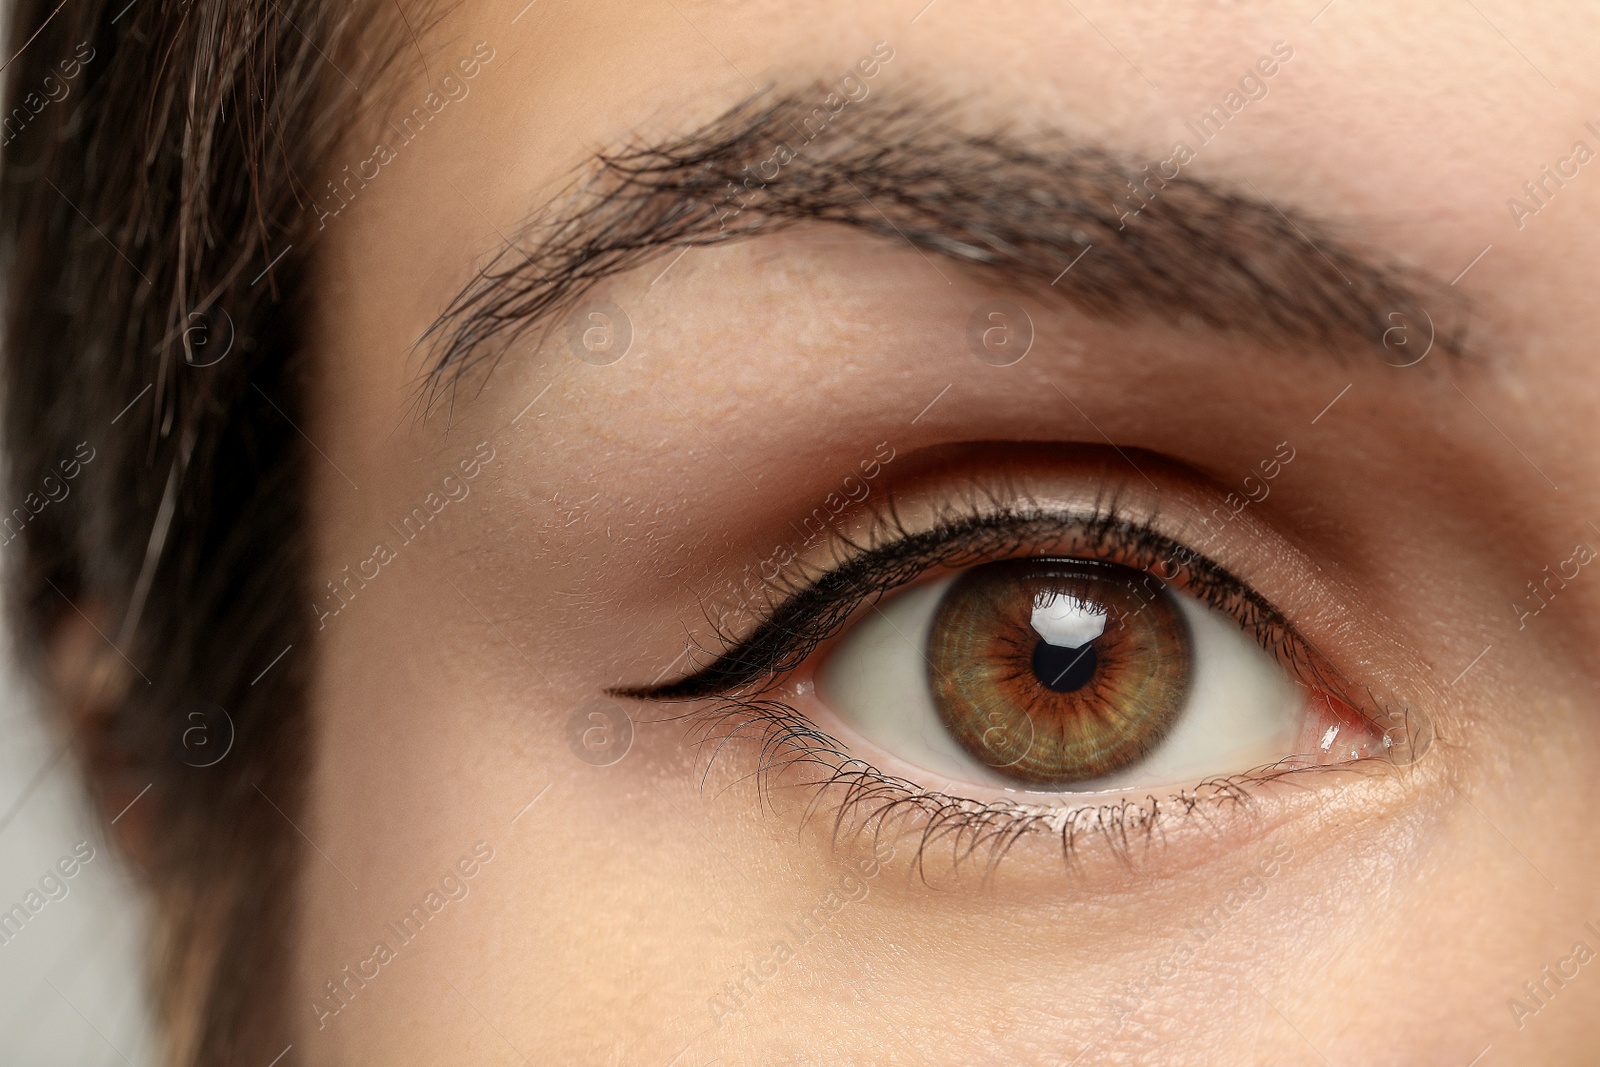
[814,573,1306,795]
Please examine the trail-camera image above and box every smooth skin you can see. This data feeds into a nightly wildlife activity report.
[294,2,1600,1064]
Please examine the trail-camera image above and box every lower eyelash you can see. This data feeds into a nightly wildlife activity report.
[669,693,1416,881]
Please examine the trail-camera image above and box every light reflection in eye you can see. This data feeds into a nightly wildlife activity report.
[1033,592,1106,634]
[815,557,1379,794]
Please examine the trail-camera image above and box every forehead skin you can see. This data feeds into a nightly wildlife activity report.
[297,2,1600,1065]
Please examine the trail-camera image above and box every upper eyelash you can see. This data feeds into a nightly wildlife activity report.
[617,495,1330,704]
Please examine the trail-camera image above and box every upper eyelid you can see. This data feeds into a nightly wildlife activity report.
[615,504,1296,704]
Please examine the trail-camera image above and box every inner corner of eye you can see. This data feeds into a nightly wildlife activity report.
[810,556,1368,794]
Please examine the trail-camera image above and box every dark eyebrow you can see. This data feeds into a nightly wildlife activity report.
[417,89,1466,411]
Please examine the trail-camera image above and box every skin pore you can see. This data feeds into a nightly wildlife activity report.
[294,1,1600,1064]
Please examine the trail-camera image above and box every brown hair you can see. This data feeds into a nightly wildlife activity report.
[1,0,408,1061]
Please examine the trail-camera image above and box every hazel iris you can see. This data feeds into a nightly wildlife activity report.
[926,558,1193,785]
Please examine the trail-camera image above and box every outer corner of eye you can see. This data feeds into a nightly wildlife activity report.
[811,556,1385,796]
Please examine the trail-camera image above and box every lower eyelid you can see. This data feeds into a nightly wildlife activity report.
[678,691,1420,884]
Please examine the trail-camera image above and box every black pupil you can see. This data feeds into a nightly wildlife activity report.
[1031,638,1098,693]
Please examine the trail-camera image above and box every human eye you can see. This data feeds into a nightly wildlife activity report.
[618,447,1429,873]
[818,555,1366,794]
